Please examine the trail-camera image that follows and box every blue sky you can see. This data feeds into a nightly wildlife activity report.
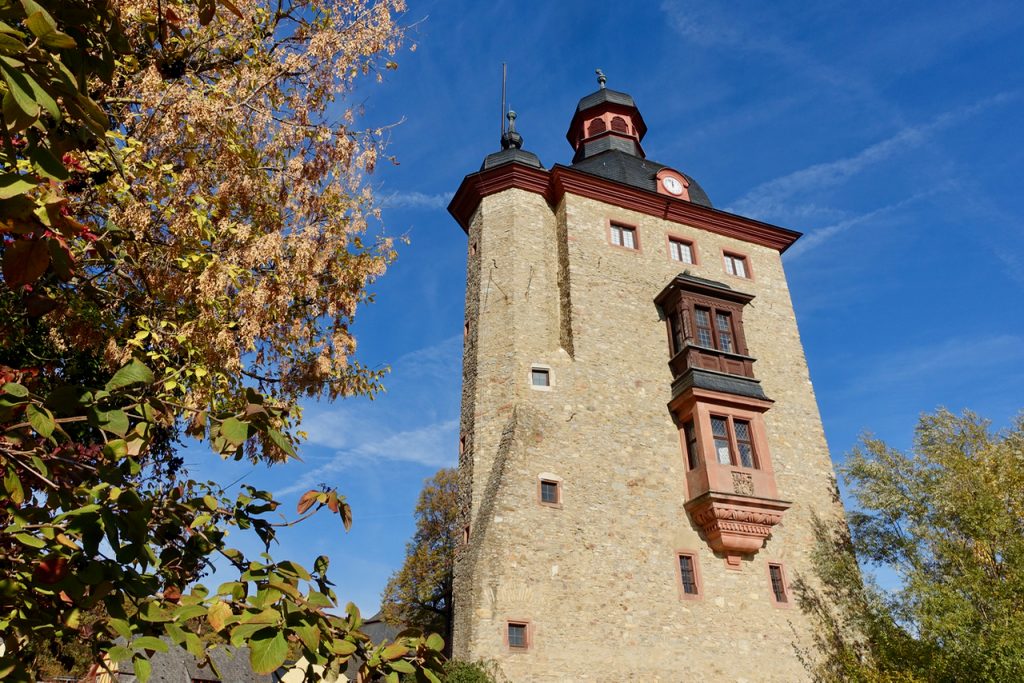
[190,0,1024,614]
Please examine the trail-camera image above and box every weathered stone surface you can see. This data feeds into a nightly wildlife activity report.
[453,187,845,681]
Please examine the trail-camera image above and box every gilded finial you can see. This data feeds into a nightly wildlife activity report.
[596,68,607,89]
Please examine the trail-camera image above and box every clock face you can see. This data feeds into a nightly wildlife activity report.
[662,175,684,196]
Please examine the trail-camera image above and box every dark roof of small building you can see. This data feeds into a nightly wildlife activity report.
[574,87,637,113]
[569,150,713,208]
[117,642,271,683]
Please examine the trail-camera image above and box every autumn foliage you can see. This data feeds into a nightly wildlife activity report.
[0,1,444,681]
[381,469,458,655]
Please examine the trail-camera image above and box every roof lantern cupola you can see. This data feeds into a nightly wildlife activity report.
[566,69,648,163]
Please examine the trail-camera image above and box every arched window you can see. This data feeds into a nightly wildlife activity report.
[610,116,629,133]
[587,118,607,136]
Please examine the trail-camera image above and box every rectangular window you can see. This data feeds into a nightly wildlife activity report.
[679,554,699,596]
[724,253,749,278]
[669,238,694,264]
[734,419,755,468]
[711,416,732,466]
[715,312,734,353]
[507,622,528,649]
[669,312,684,355]
[531,367,550,387]
[769,564,788,603]
[610,223,638,249]
[694,307,714,348]
[683,420,699,470]
[710,415,758,469]
[540,479,559,505]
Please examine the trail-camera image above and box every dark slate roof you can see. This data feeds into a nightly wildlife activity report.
[362,612,402,644]
[574,87,637,113]
[117,641,271,683]
[480,147,543,171]
[569,150,713,208]
[671,368,769,402]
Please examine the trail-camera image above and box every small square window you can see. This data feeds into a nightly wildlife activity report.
[507,622,528,649]
[769,563,789,604]
[724,253,749,278]
[678,554,699,596]
[531,368,550,387]
[669,238,694,264]
[540,479,560,505]
[610,223,638,249]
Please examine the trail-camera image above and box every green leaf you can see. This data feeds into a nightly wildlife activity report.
[21,5,56,36]
[106,645,132,664]
[26,404,54,438]
[108,618,132,640]
[229,623,267,648]
[2,382,28,398]
[306,590,333,608]
[220,417,248,445]
[0,173,37,199]
[330,639,357,656]
[425,633,444,652]
[133,654,151,683]
[106,359,155,391]
[132,636,168,653]
[3,468,24,505]
[203,494,218,511]
[0,33,26,55]
[103,439,128,459]
[268,428,296,457]
[95,408,129,436]
[13,532,44,548]
[30,146,68,181]
[381,643,408,660]
[293,624,319,651]
[249,629,288,674]
[391,660,415,674]
[0,55,38,118]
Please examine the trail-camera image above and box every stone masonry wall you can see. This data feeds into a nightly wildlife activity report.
[453,186,845,682]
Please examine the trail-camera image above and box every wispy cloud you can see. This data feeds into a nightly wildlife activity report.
[729,94,1016,221]
[785,186,947,260]
[380,191,454,210]
[278,335,462,496]
[840,335,1024,399]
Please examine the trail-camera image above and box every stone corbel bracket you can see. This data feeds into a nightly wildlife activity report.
[685,491,792,566]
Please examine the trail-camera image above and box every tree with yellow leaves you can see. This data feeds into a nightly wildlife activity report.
[0,1,444,680]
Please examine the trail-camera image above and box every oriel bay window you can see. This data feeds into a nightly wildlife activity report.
[660,273,790,565]
[655,273,754,379]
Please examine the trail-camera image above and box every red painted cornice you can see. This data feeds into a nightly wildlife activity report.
[447,161,802,253]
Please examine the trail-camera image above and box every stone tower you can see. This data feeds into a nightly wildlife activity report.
[447,77,844,681]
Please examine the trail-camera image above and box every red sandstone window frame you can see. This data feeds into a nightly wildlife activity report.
[767,562,791,608]
[505,620,532,651]
[674,551,703,601]
[537,475,563,508]
[710,414,759,469]
[681,419,699,470]
[722,250,753,280]
[607,219,641,252]
[666,234,697,265]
